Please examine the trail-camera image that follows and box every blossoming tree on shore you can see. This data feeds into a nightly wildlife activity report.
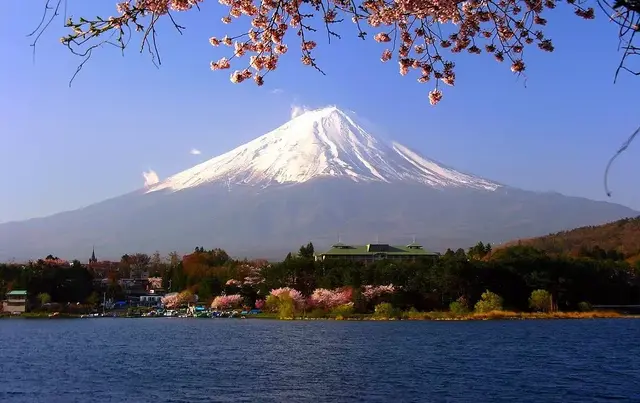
[265,287,305,318]
[161,293,179,309]
[267,287,305,308]
[362,284,396,307]
[309,287,353,310]
[362,284,395,300]
[161,290,196,309]
[30,0,638,104]
[211,294,244,309]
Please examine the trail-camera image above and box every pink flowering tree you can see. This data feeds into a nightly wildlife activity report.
[265,287,305,316]
[269,287,305,307]
[161,290,196,308]
[362,285,396,305]
[243,263,267,287]
[211,294,244,309]
[161,293,180,309]
[31,0,637,104]
[254,299,266,310]
[309,287,353,310]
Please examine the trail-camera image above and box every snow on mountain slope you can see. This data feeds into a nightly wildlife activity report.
[147,106,500,193]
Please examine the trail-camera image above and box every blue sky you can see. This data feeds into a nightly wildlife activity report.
[1,1,639,223]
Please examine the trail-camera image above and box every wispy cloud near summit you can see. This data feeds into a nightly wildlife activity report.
[143,170,159,187]
[190,148,202,155]
[290,104,309,119]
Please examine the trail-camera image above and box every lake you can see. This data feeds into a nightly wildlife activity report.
[1,318,639,402]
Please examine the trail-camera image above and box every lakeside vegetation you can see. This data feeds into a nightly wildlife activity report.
[2,218,640,320]
[0,307,625,321]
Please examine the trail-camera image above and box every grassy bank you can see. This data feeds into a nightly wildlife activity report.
[400,310,624,321]
[250,310,626,321]
[0,310,626,321]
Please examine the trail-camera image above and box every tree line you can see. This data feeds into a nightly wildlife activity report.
[1,241,639,313]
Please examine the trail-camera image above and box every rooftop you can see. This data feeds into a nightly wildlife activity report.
[7,290,27,296]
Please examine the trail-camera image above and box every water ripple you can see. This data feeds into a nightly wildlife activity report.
[0,319,639,402]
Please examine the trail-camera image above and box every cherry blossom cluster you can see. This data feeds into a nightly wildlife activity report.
[160,293,179,309]
[362,284,395,300]
[241,263,267,286]
[211,294,244,309]
[269,287,305,307]
[225,279,242,287]
[161,290,195,308]
[254,299,266,309]
[61,0,599,104]
[309,287,353,309]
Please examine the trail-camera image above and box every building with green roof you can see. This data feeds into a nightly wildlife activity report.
[315,242,439,264]
[3,290,28,314]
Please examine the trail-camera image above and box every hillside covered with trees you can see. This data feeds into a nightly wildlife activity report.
[503,217,640,263]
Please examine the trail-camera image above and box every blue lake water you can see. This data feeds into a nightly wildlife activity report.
[1,318,639,402]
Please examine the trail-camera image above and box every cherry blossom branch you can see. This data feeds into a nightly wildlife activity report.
[29,0,639,105]
[28,0,63,63]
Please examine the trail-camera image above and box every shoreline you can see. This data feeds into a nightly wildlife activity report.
[1,310,635,321]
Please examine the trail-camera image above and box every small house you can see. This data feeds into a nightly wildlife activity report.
[3,290,28,314]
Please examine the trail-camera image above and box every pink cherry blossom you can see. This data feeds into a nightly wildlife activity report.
[362,285,396,300]
[161,293,179,309]
[309,287,353,309]
[161,290,196,308]
[60,0,602,106]
[211,294,244,309]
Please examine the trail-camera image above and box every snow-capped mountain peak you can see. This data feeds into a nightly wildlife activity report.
[147,106,500,193]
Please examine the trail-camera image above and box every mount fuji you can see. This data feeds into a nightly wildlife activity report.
[147,106,499,192]
[0,106,636,261]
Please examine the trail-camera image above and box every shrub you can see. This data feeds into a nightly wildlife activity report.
[276,294,296,320]
[577,301,593,312]
[403,307,428,320]
[474,290,503,313]
[528,289,552,312]
[265,295,279,313]
[331,303,355,320]
[37,293,51,306]
[449,296,470,315]
[374,302,399,319]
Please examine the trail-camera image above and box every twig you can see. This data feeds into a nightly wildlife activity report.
[604,125,640,197]
[28,0,62,64]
